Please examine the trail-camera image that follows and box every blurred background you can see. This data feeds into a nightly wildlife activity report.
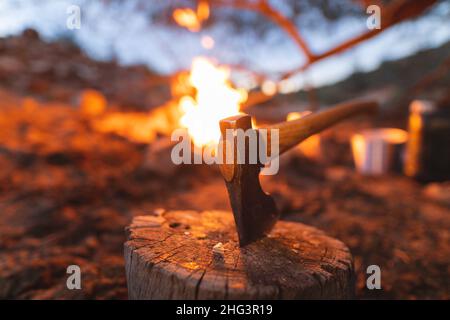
[0,0,449,299]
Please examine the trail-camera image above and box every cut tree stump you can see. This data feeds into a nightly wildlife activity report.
[124,210,355,299]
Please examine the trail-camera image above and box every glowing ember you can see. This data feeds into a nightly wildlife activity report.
[173,1,210,32]
[80,89,107,117]
[196,0,210,21]
[179,57,247,146]
[173,8,201,32]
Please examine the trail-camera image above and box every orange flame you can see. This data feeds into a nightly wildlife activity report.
[179,57,247,147]
[91,58,248,147]
[197,0,210,21]
[173,8,201,32]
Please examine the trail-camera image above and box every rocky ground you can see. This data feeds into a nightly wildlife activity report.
[0,30,449,299]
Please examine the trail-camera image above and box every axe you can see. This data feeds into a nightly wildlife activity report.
[218,99,378,246]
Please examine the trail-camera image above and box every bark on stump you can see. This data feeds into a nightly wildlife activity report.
[124,210,354,299]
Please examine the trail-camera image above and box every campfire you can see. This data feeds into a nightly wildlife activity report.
[90,0,251,148]
[89,56,247,148]
[178,57,247,147]
[0,0,449,302]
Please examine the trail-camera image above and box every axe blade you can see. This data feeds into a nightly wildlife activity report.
[219,114,279,246]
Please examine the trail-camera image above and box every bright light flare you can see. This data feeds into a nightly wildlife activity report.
[173,1,209,32]
[261,80,277,96]
[173,8,201,32]
[179,57,247,147]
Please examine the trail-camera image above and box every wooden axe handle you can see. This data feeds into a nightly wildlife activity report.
[264,99,378,157]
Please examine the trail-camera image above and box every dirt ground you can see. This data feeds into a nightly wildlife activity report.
[0,31,449,299]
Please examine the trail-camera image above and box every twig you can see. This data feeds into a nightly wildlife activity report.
[209,0,313,61]
[280,0,437,80]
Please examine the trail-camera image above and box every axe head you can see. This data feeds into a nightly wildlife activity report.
[219,114,279,246]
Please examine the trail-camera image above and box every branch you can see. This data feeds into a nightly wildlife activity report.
[199,0,437,107]
[209,0,313,61]
[257,0,314,61]
[280,0,438,80]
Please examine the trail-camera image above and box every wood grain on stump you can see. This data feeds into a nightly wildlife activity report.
[124,210,354,299]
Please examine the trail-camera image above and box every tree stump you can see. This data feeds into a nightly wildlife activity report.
[124,210,354,299]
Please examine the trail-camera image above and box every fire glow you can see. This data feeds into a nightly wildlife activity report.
[172,0,210,32]
[179,57,247,147]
